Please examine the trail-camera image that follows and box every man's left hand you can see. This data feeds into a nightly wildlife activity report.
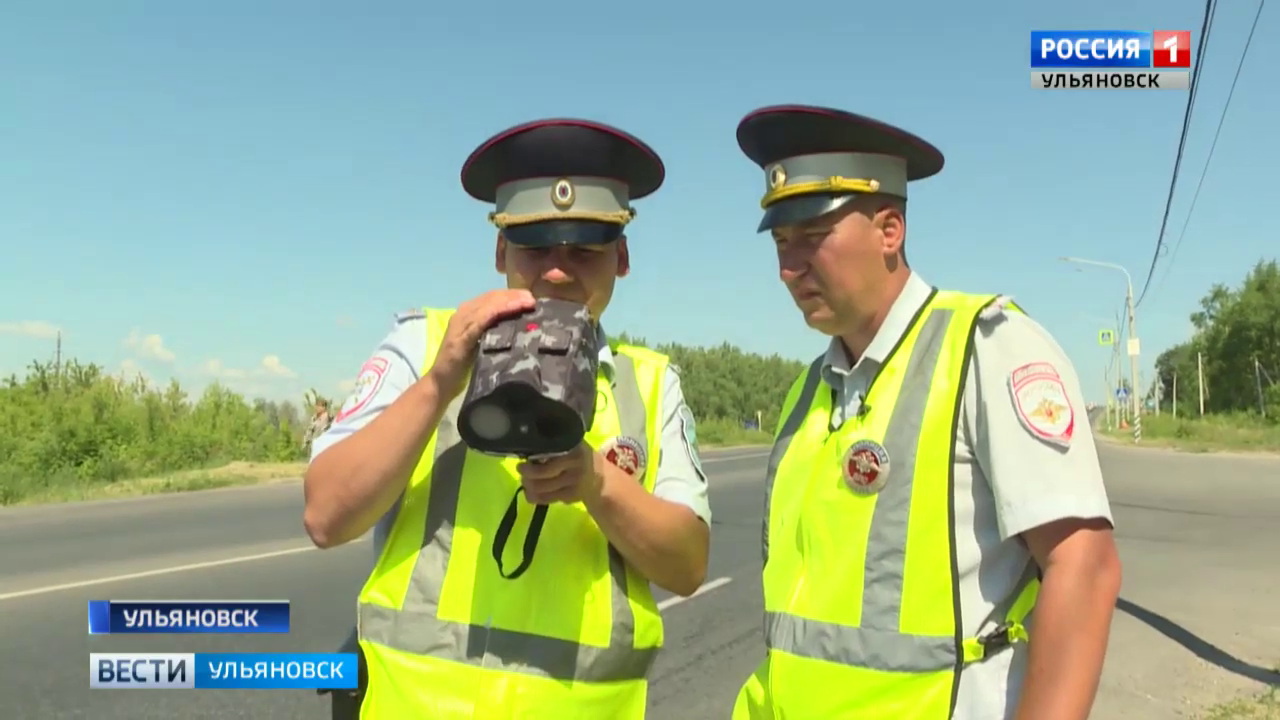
[516,442,607,505]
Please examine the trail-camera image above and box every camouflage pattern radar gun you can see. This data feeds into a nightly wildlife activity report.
[457,298,599,458]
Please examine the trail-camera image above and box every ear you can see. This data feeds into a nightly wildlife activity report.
[615,235,631,278]
[494,232,507,274]
[877,205,906,257]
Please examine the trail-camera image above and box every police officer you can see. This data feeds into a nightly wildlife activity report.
[304,118,712,719]
[730,105,1122,720]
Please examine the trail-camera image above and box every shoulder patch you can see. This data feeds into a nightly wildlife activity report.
[335,357,390,423]
[678,405,707,483]
[1008,362,1074,449]
[978,294,1015,322]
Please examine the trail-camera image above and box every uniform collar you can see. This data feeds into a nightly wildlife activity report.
[594,323,617,383]
[822,271,934,376]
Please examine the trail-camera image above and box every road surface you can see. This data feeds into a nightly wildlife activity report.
[2,441,1278,718]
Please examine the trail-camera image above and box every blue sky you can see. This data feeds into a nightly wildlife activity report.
[2,0,1274,407]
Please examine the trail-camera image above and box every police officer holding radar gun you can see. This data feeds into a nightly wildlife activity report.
[729,106,1122,720]
[304,118,712,719]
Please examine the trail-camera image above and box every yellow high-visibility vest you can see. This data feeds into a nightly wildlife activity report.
[734,290,1040,720]
[357,308,668,719]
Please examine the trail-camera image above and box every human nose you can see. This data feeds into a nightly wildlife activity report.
[539,248,576,284]
[777,244,809,283]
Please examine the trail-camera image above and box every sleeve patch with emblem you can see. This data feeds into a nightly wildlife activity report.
[678,405,707,483]
[1008,361,1074,449]
[336,357,389,423]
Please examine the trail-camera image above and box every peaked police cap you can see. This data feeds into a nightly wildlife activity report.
[460,118,665,247]
[736,105,945,232]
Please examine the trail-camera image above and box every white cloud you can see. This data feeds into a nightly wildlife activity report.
[336,314,355,328]
[260,354,296,379]
[202,355,297,382]
[118,359,152,385]
[336,378,357,394]
[202,358,248,380]
[0,321,61,339]
[124,329,176,363]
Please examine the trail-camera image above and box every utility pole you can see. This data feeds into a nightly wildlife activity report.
[1122,274,1141,421]
[1197,351,1205,416]
[1256,357,1267,417]
[1172,371,1178,418]
[55,331,62,372]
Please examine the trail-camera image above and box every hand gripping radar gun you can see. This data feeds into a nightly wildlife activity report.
[458,297,600,459]
[456,297,601,581]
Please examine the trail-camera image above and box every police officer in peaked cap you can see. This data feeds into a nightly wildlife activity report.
[304,118,712,719]
[730,106,1121,720]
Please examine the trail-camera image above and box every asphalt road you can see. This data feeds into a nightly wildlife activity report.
[3,438,1278,719]
[0,447,769,719]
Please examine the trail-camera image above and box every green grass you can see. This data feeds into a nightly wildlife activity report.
[9,461,309,506]
[8,421,769,506]
[694,416,774,448]
[1101,411,1280,453]
[1199,685,1280,720]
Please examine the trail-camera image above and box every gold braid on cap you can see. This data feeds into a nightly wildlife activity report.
[488,207,636,228]
[761,176,882,209]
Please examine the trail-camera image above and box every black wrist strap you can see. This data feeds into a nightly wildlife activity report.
[491,487,548,580]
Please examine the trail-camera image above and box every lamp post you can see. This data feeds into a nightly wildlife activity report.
[1060,256,1141,423]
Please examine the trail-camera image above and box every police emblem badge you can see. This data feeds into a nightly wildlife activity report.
[842,439,891,495]
[335,357,389,423]
[1009,361,1075,449]
[601,436,647,479]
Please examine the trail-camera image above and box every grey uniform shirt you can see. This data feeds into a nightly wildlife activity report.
[311,309,713,561]
[819,272,1114,720]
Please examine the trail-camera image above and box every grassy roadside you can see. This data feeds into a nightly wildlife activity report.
[1199,685,1280,719]
[6,420,771,506]
[8,461,310,506]
[1097,411,1280,454]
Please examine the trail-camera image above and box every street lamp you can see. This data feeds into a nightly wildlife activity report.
[1059,256,1142,420]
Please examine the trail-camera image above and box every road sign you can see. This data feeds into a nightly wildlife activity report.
[1127,337,1141,357]
[1116,387,1128,400]
[1098,329,1115,346]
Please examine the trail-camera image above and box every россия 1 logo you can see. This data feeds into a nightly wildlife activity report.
[1030,30,1192,90]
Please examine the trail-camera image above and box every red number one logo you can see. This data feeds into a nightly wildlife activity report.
[1153,31,1192,68]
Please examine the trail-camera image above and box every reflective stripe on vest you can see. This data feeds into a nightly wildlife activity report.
[357,308,664,696]
[749,291,1040,712]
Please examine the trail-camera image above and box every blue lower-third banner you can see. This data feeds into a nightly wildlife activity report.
[90,652,358,689]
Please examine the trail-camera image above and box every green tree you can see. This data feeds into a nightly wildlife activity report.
[1152,259,1280,418]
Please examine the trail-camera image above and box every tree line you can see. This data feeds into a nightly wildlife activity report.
[0,338,809,504]
[1152,259,1280,418]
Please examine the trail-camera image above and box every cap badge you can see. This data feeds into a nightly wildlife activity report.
[602,435,647,479]
[551,178,575,209]
[767,164,787,190]
[842,439,890,495]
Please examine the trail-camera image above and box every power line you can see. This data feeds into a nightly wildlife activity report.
[1134,0,1218,308]
[1151,0,1267,300]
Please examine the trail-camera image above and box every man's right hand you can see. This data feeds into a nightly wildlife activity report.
[427,288,537,400]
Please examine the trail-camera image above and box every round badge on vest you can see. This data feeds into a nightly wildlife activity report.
[842,439,891,495]
[601,436,647,479]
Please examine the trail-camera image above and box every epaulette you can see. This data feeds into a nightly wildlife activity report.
[394,307,426,324]
[978,295,1015,322]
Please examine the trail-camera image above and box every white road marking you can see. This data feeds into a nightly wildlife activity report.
[657,576,733,611]
[1,450,768,602]
[0,541,365,602]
